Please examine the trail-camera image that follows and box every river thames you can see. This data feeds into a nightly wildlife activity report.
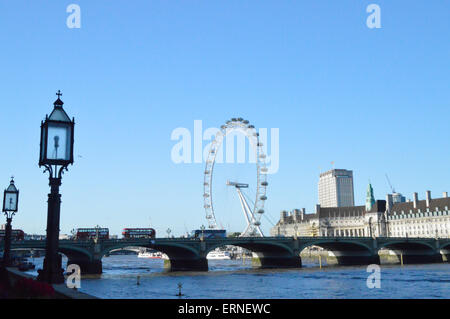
[25,255,450,299]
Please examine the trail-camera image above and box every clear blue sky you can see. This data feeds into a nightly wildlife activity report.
[0,1,449,236]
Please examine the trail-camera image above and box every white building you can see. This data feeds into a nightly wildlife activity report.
[387,191,450,238]
[270,200,387,238]
[271,186,450,239]
[318,169,355,207]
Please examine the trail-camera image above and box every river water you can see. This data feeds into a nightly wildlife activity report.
[25,255,450,299]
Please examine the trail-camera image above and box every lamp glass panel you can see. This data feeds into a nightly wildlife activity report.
[40,125,47,162]
[4,193,17,211]
[46,123,71,161]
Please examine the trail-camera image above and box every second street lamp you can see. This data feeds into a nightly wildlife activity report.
[37,91,75,284]
[2,177,19,267]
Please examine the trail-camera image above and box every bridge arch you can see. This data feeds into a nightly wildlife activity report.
[100,242,199,260]
[205,240,294,257]
[58,245,93,261]
[99,241,206,271]
[10,243,93,262]
[378,240,435,252]
[204,239,300,269]
[377,240,441,264]
[299,239,374,253]
[298,239,377,266]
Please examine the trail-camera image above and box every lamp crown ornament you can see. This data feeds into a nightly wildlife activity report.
[54,90,64,107]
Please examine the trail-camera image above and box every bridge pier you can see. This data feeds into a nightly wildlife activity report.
[164,257,208,272]
[252,255,302,269]
[379,249,443,265]
[441,249,450,262]
[250,251,302,269]
[67,258,102,275]
[394,252,442,264]
[326,251,380,266]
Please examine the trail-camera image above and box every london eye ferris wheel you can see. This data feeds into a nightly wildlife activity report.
[203,118,268,237]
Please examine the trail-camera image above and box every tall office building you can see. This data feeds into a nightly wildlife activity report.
[318,169,355,207]
[391,192,406,204]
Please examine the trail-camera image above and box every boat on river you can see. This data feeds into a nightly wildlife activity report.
[138,251,162,259]
[207,250,232,260]
[138,250,168,259]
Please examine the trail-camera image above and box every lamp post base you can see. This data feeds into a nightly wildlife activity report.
[37,254,65,284]
[2,218,12,268]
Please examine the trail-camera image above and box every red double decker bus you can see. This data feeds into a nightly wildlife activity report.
[122,228,156,239]
[0,229,24,241]
[75,228,109,240]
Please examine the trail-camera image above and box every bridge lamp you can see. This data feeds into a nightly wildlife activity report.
[2,177,19,267]
[39,91,74,170]
[200,225,205,241]
[37,91,75,285]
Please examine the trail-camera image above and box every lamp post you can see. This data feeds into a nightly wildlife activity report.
[2,177,19,267]
[200,224,205,241]
[94,225,101,243]
[166,228,171,238]
[37,91,75,284]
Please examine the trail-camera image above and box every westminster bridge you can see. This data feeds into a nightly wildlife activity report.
[3,236,450,274]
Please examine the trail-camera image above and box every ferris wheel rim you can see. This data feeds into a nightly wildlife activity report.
[203,118,268,236]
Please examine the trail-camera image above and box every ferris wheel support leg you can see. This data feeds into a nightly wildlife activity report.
[236,188,264,237]
[236,188,252,225]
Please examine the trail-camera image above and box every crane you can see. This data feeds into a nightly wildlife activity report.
[385,174,395,193]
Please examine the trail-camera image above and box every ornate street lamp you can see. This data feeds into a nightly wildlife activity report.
[94,225,101,243]
[200,224,205,241]
[2,177,19,267]
[37,91,75,284]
